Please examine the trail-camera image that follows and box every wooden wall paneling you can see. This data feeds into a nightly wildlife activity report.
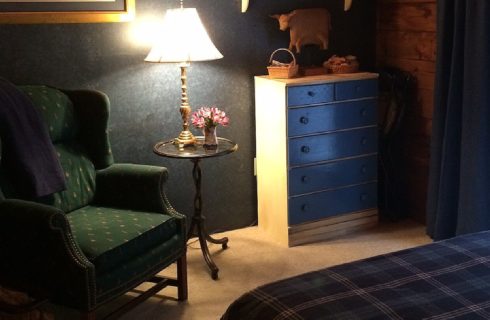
[379,0,435,4]
[415,71,435,91]
[376,0,436,223]
[378,2,436,32]
[382,57,436,74]
[378,31,436,61]
[417,89,434,119]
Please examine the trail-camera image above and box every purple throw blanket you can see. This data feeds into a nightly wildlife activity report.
[0,78,65,198]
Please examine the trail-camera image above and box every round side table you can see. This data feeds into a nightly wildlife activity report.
[154,137,238,280]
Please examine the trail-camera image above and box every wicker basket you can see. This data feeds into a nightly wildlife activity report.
[267,48,299,79]
[326,61,359,74]
[324,56,359,74]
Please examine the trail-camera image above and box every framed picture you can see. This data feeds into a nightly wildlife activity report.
[0,0,135,24]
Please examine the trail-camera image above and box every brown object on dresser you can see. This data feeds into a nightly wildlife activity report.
[271,8,331,54]
[267,48,299,79]
[324,55,360,74]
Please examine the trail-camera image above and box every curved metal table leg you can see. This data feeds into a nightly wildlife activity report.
[196,221,220,279]
[204,229,229,249]
[190,159,227,279]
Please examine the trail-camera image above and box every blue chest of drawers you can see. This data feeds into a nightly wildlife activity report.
[255,73,379,246]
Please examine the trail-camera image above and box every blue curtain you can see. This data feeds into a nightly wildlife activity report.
[427,1,490,240]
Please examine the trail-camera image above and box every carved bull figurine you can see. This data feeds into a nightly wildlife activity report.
[271,8,331,54]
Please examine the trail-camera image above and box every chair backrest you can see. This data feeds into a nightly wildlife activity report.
[0,85,114,213]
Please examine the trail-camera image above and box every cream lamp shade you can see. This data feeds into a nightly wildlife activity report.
[145,8,223,63]
[145,7,223,146]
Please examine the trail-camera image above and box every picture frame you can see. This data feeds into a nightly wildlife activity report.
[0,0,135,24]
[241,0,352,13]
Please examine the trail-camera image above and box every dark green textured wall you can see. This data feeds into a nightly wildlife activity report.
[0,0,376,233]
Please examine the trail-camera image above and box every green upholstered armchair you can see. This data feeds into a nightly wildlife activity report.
[0,86,187,319]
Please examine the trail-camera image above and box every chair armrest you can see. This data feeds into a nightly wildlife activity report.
[95,164,178,215]
[0,199,70,228]
[0,199,96,309]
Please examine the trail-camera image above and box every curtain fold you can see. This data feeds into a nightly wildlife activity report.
[427,0,490,240]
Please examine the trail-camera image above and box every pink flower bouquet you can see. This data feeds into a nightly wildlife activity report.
[191,106,229,129]
[191,107,229,149]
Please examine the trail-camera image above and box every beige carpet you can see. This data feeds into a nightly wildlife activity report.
[54,220,430,320]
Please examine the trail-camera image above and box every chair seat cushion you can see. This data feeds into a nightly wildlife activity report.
[67,206,178,273]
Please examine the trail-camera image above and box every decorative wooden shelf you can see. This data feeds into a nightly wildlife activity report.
[241,0,352,13]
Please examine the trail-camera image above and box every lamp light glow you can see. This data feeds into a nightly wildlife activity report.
[145,7,223,146]
[129,17,163,47]
[145,8,223,63]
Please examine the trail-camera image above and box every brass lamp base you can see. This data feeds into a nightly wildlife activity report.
[173,63,196,147]
[174,130,196,146]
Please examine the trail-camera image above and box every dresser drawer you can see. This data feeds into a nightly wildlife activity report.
[335,79,378,101]
[288,183,377,225]
[288,99,377,137]
[289,127,377,166]
[289,155,377,196]
[287,84,334,107]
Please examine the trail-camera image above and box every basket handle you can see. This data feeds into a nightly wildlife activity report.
[269,48,297,66]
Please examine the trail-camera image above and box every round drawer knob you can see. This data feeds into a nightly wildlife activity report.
[301,146,310,153]
[360,194,368,201]
[307,91,316,97]
[300,116,309,124]
[360,108,367,116]
[361,137,368,145]
[301,204,309,212]
[301,175,309,183]
[360,165,367,174]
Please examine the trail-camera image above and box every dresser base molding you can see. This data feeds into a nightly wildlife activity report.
[288,209,378,247]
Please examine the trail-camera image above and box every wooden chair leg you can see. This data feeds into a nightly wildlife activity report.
[80,311,96,320]
[78,255,187,320]
[177,253,188,301]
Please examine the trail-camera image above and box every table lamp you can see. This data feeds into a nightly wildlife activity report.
[145,4,223,146]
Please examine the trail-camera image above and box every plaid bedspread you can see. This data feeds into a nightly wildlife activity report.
[222,231,490,320]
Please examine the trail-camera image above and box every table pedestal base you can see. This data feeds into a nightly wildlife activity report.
[188,159,228,280]
[188,215,228,280]
[153,138,238,280]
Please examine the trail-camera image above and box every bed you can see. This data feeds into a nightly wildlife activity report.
[222,231,490,319]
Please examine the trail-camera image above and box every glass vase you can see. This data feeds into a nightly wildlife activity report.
[203,126,218,149]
